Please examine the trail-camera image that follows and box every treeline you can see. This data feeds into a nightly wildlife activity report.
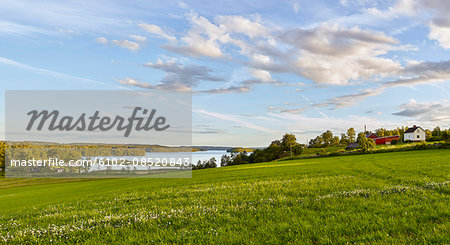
[308,126,450,148]
[0,142,5,175]
[220,134,305,166]
[425,126,450,141]
[192,125,450,170]
[0,143,147,175]
[192,158,218,170]
[309,129,355,148]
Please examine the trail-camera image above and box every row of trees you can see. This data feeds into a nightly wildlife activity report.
[219,134,305,166]
[309,128,357,148]
[192,157,218,170]
[309,129,376,152]
[425,126,450,141]
[0,142,5,174]
[0,143,149,175]
[192,125,450,170]
[308,126,450,149]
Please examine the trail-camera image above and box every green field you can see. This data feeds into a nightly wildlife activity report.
[0,150,449,243]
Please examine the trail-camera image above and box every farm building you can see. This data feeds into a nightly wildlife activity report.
[365,133,400,145]
[366,133,379,140]
[373,135,400,145]
[404,125,426,141]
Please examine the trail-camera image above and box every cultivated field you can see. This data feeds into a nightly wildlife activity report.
[0,150,449,243]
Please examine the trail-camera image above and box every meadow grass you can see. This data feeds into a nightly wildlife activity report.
[301,145,347,156]
[0,150,449,243]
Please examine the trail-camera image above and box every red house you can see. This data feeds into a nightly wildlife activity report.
[366,133,400,145]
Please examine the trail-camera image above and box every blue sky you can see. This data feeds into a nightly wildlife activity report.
[1,0,449,146]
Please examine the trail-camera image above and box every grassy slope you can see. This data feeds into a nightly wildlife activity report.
[301,145,346,155]
[0,150,449,243]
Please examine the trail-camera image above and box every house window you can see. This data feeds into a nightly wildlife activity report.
[417,135,420,138]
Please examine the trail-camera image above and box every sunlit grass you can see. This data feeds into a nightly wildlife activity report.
[0,149,449,243]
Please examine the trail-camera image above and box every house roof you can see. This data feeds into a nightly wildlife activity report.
[404,126,420,133]
[365,133,379,138]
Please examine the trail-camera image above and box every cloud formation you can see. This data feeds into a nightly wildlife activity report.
[138,23,176,42]
[154,13,406,86]
[315,59,450,109]
[278,24,403,85]
[96,37,142,51]
[119,58,225,92]
[367,0,450,49]
[393,99,450,123]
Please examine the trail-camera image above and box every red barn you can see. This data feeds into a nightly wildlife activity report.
[365,133,400,145]
[366,133,379,140]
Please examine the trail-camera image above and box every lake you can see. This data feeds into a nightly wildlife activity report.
[192,150,231,167]
[85,150,232,171]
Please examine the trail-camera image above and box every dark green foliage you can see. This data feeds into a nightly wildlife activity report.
[357,132,376,152]
[219,134,306,166]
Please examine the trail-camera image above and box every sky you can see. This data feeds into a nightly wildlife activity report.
[0,0,449,147]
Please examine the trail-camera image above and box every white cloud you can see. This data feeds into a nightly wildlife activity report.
[428,23,450,49]
[0,56,120,88]
[249,68,274,82]
[111,40,140,51]
[138,23,176,42]
[164,13,271,59]
[0,20,53,36]
[96,37,141,51]
[314,88,384,109]
[143,13,407,87]
[393,100,450,124]
[314,59,450,109]
[292,2,300,13]
[118,77,192,92]
[129,34,147,43]
[95,37,108,44]
[214,15,269,39]
[118,58,224,92]
[279,24,403,85]
[367,0,450,49]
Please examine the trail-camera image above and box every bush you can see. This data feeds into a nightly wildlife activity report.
[357,132,376,152]
[427,136,443,142]
[391,139,398,145]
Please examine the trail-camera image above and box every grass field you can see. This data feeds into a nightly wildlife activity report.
[0,150,449,243]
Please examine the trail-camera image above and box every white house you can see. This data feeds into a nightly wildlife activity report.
[404,125,426,141]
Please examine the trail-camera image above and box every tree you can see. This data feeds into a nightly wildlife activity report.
[432,126,441,136]
[340,133,349,145]
[357,132,375,152]
[309,136,323,148]
[331,136,340,146]
[221,155,231,167]
[425,129,433,140]
[270,140,281,146]
[321,130,333,147]
[292,144,305,155]
[209,157,217,168]
[281,134,296,151]
[0,141,5,175]
[443,129,450,140]
[347,128,356,143]
[356,132,365,143]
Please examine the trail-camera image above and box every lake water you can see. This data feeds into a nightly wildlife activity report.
[192,150,231,167]
[85,150,232,171]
